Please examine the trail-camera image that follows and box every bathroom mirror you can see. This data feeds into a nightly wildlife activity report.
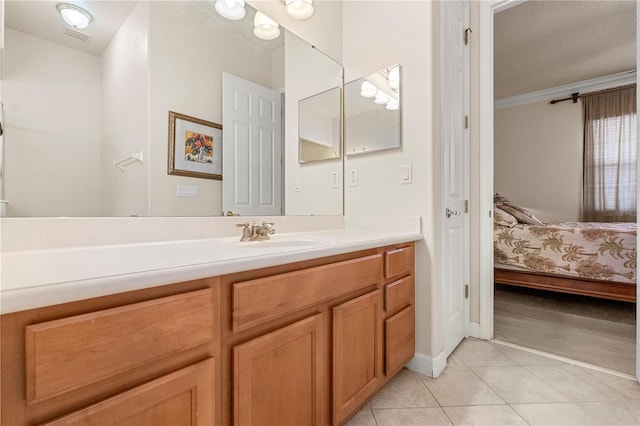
[1,0,343,217]
[344,65,401,156]
[298,86,342,163]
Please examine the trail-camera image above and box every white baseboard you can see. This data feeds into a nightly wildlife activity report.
[405,350,447,378]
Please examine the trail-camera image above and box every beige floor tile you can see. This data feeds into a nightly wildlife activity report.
[447,353,465,366]
[490,342,568,366]
[576,399,640,425]
[524,364,631,401]
[373,408,452,426]
[453,340,519,367]
[443,405,528,426]
[471,366,567,404]
[579,367,640,400]
[511,402,597,425]
[370,368,438,409]
[344,405,377,426]
[423,366,504,407]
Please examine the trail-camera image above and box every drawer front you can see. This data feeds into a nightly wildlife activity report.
[384,305,415,376]
[384,246,414,281]
[385,276,414,312]
[233,254,382,332]
[26,289,214,403]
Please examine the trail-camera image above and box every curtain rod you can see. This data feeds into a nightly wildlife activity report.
[549,83,636,105]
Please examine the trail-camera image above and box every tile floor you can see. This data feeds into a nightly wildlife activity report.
[346,339,640,426]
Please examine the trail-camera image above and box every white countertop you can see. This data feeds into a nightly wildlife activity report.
[1,225,422,314]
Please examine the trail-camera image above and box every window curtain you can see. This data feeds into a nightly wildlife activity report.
[582,85,637,222]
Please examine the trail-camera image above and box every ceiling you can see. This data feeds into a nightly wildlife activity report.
[494,0,637,99]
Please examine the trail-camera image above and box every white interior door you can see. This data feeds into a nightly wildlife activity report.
[222,73,282,216]
[442,0,470,358]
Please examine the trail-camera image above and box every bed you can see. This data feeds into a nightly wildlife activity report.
[493,200,637,303]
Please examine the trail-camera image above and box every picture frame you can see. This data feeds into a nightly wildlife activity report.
[168,111,222,180]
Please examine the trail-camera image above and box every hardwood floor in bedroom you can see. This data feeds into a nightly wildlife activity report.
[494,284,636,375]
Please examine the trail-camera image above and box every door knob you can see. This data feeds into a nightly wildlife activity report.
[446,207,462,218]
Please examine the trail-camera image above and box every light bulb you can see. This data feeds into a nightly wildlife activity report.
[215,0,246,20]
[285,0,314,20]
[388,65,400,90]
[253,11,280,40]
[360,80,377,98]
[374,90,391,105]
[386,99,399,110]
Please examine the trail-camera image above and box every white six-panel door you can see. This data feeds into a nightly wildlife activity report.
[222,73,282,216]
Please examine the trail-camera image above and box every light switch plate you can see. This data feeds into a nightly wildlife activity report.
[177,185,199,197]
[294,177,302,192]
[400,164,412,184]
[349,169,358,187]
[330,172,340,188]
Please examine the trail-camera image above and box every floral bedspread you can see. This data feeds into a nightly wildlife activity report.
[494,222,637,284]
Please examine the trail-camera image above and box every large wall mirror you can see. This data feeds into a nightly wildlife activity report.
[344,64,401,156]
[1,0,343,217]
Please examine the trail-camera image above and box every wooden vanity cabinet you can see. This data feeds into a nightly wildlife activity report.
[1,242,415,426]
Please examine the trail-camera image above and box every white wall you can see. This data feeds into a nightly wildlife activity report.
[147,2,277,216]
[101,1,150,217]
[342,1,440,367]
[494,99,583,222]
[3,29,101,217]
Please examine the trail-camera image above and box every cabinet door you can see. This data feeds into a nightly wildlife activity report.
[233,314,326,426]
[385,305,415,376]
[42,358,214,426]
[332,290,382,425]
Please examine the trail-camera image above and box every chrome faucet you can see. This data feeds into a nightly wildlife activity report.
[236,221,276,241]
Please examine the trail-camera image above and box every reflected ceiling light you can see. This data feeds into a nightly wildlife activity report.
[56,3,93,29]
[374,90,391,105]
[285,0,314,20]
[215,0,246,20]
[388,66,400,90]
[360,80,377,98]
[253,11,280,40]
[386,99,399,111]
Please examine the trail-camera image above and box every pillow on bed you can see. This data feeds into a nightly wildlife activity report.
[494,193,511,205]
[499,204,545,225]
[494,207,518,227]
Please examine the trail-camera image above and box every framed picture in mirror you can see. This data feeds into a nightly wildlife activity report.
[168,111,222,180]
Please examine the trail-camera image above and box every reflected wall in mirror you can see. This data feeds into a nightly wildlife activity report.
[344,64,401,156]
[298,86,341,163]
[2,0,343,217]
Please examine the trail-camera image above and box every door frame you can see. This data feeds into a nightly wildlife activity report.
[478,0,640,380]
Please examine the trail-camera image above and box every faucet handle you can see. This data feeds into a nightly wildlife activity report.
[236,222,250,228]
[261,221,276,234]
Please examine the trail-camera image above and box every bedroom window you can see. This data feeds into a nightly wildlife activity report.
[582,85,637,222]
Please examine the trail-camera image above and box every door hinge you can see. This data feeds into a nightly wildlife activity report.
[464,200,469,213]
[465,284,470,298]
[464,115,469,129]
[464,27,472,45]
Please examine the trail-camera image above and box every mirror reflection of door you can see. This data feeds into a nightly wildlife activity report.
[222,73,283,216]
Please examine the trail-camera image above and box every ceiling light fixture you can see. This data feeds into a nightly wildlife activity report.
[56,3,93,29]
[285,0,314,20]
[253,11,280,40]
[215,0,246,20]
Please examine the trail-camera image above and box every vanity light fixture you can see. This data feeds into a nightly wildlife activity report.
[374,90,391,105]
[285,0,314,20]
[215,0,246,20]
[385,99,399,111]
[253,11,280,40]
[56,3,92,29]
[387,65,400,90]
[360,80,377,98]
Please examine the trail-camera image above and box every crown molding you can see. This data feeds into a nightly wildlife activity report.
[495,69,637,110]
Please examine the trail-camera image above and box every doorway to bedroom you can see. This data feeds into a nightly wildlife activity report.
[491,0,637,376]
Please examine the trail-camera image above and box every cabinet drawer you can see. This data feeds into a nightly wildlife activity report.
[384,305,415,376]
[26,289,214,403]
[385,276,414,312]
[233,254,382,332]
[42,358,214,426]
[384,246,414,280]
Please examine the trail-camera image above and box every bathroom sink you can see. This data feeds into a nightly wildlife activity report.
[239,239,321,248]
